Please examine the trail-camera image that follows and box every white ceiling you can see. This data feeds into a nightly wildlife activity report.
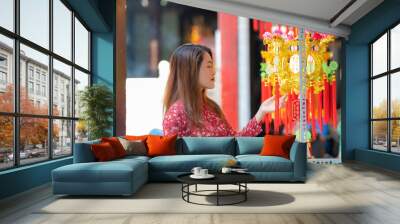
[227,0,353,22]
[168,0,384,37]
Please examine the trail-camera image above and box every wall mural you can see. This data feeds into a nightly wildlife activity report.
[254,21,342,162]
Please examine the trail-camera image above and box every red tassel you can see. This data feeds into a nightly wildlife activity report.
[307,88,311,124]
[310,88,316,140]
[323,79,330,124]
[259,21,264,39]
[318,91,323,132]
[264,84,271,134]
[252,19,259,32]
[332,80,337,128]
[287,93,292,134]
[274,82,280,134]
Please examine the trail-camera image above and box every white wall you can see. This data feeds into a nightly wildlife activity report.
[126,61,169,135]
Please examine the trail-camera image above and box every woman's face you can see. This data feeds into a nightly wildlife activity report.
[198,52,215,89]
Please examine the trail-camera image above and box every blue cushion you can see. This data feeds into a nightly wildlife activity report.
[52,159,147,183]
[236,137,263,155]
[236,155,293,172]
[177,137,236,155]
[73,140,100,163]
[116,155,150,163]
[149,154,235,172]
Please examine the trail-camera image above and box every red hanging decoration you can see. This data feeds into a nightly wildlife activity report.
[331,80,337,128]
[252,19,259,32]
[323,79,330,124]
[310,88,316,140]
[287,93,293,134]
[274,81,280,134]
[263,84,271,134]
[307,88,311,124]
[259,21,264,39]
[318,92,323,132]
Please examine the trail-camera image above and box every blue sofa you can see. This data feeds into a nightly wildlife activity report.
[52,137,307,196]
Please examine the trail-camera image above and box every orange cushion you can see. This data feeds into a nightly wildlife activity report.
[146,135,177,157]
[124,135,148,141]
[260,135,296,159]
[91,142,118,161]
[101,137,127,158]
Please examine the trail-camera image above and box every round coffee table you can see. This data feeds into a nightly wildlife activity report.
[177,172,255,206]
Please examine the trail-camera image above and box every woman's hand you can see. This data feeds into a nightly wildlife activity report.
[255,95,287,123]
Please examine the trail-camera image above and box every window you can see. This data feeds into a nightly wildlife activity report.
[53,119,72,158]
[20,0,49,49]
[0,71,6,85]
[53,0,72,60]
[42,85,46,97]
[28,67,34,80]
[53,59,71,117]
[28,81,34,93]
[370,23,400,154]
[74,69,89,118]
[36,84,40,95]
[74,17,89,70]
[0,55,7,67]
[0,34,13,113]
[0,1,91,170]
[0,54,8,88]
[0,0,14,32]
[0,116,13,170]
[35,70,41,81]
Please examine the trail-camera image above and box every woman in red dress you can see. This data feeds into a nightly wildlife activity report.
[163,44,284,137]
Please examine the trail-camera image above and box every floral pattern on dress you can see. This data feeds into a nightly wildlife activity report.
[163,101,262,137]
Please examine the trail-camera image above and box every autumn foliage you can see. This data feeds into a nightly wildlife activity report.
[372,99,400,141]
[0,85,59,150]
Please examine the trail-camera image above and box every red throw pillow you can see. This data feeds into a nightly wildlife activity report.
[101,137,127,158]
[260,135,296,159]
[91,142,117,161]
[146,135,177,157]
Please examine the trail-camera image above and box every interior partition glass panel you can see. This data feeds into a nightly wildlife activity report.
[372,77,387,119]
[74,18,89,70]
[0,34,14,112]
[19,117,49,165]
[372,33,387,76]
[0,0,14,32]
[74,69,89,118]
[20,0,49,49]
[0,116,13,170]
[20,44,49,115]
[53,59,72,117]
[53,119,72,158]
[372,121,388,151]
[391,24,400,70]
[391,72,400,118]
[53,0,72,60]
[391,120,400,153]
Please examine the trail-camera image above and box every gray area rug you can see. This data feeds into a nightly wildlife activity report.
[37,183,362,214]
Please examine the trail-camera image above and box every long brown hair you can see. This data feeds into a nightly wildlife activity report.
[163,43,224,127]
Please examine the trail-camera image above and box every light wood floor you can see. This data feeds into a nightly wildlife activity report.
[1,162,400,224]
